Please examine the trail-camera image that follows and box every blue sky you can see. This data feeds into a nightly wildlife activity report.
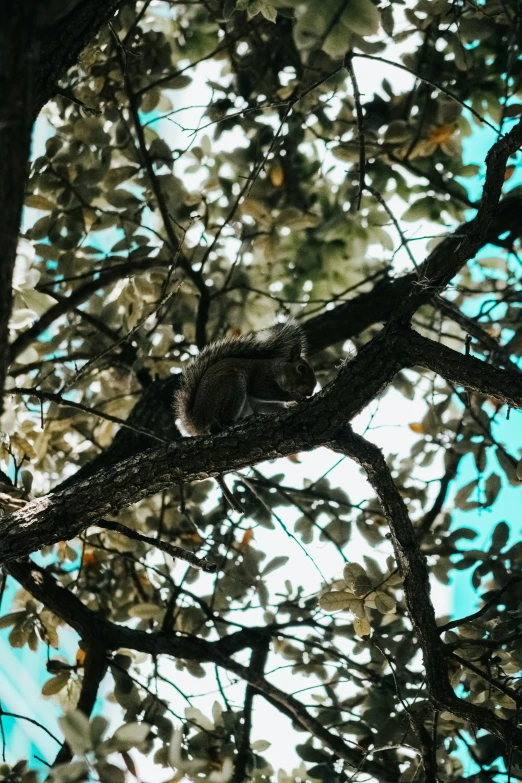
[450,115,522,620]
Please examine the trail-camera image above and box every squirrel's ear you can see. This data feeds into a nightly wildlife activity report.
[289,343,301,361]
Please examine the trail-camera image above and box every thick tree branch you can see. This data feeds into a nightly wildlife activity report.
[5,558,396,781]
[331,428,522,751]
[3,322,522,564]
[47,191,522,491]
[0,4,39,415]
[232,640,270,783]
[304,195,522,353]
[0,321,408,563]
[27,1,129,116]
[0,0,129,412]
[52,641,108,765]
[405,330,522,408]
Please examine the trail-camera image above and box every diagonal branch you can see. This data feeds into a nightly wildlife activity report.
[6,558,396,782]
[97,518,216,572]
[433,295,519,371]
[331,428,522,751]
[2,323,522,565]
[404,329,522,408]
[304,193,522,353]
[9,255,171,364]
[52,641,108,766]
[232,639,270,783]
[0,320,408,564]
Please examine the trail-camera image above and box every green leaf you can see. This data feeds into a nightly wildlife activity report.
[261,555,289,575]
[491,521,509,552]
[42,672,71,696]
[25,194,55,211]
[353,573,374,595]
[105,190,141,209]
[454,479,479,510]
[342,562,367,589]
[496,448,520,486]
[90,716,109,747]
[95,761,126,783]
[484,472,501,507]
[319,591,352,612]
[19,289,55,316]
[104,166,139,189]
[259,1,277,22]
[73,117,110,146]
[341,0,380,37]
[0,611,26,629]
[344,563,373,595]
[111,722,150,751]
[504,103,522,117]
[185,707,214,731]
[384,120,411,143]
[296,744,331,763]
[8,626,29,648]
[353,616,371,637]
[58,710,92,756]
[374,592,396,615]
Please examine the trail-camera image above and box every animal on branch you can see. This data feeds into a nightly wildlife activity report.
[175,320,317,510]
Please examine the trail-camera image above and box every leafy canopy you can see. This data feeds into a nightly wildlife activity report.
[1,1,522,782]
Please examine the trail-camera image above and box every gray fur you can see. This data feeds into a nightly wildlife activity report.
[175,320,306,432]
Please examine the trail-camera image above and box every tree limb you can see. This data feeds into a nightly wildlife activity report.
[52,641,108,766]
[0,0,130,412]
[3,323,522,564]
[9,255,171,364]
[232,640,270,783]
[0,4,40,414]
[5,558,396,781]
[405,330,522,408]
[331,428,522,751]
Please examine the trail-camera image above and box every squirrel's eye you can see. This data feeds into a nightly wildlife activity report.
[296,363,308,375]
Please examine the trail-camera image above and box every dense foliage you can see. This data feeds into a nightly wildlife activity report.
[1,0,522,781]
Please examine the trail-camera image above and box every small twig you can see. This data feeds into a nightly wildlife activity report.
[0,703,4,762]
[10,388,171,445]
[97,518,216,573]
[366,184,418,269]
[345,54,366,210]
[439,578,522,632]
[52,642,108,767]
[232,640,270,783]
[450,652,519,703]
[0,707,61,747]
[354,53,501,135]
[55,88,101,115]
[242,471,326,581]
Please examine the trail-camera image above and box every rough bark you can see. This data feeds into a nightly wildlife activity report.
[0,4,39,414]
[332,429,522,751]
[2,324,522,565]
[5,557,398,780]
[0,0,129,412]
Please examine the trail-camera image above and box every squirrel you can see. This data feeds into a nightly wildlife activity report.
[175,320,317,510]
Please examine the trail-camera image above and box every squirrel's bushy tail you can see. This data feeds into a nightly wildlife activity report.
[175,320,306,434]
